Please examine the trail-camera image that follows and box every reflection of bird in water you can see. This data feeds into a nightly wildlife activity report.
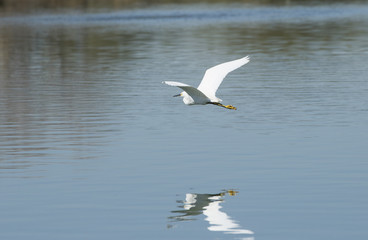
[168,190,254,236]
[169,192,222,221]
[163,56,250,110]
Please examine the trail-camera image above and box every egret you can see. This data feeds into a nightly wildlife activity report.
[163,56,250,110]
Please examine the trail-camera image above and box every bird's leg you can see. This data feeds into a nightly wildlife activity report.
[208,102,237,110]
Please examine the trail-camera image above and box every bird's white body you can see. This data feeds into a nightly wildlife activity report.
[163,56,249,109]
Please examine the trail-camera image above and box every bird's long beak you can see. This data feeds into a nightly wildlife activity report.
[173,93,181,97]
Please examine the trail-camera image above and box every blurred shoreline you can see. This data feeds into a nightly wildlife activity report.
[1,0,367,16]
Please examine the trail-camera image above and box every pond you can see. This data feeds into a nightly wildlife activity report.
[0,2,368,240]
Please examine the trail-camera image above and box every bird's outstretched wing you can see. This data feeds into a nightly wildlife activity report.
[197,56,250,100]
[162,81,210,103]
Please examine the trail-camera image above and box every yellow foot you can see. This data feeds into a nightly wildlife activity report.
[208,102,237,110]
[227,190,239,196]
[224,105,237,110]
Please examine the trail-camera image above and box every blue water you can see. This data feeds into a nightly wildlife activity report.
[1,3,368,240]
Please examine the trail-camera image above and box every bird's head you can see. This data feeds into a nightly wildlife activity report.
[173,92,183,97]
[173,92,189,98]
[173,92,194,105]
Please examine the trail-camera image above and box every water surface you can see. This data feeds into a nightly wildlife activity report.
[1,3,368,240]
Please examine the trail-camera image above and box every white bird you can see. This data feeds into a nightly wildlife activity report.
[163,56,250,110]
